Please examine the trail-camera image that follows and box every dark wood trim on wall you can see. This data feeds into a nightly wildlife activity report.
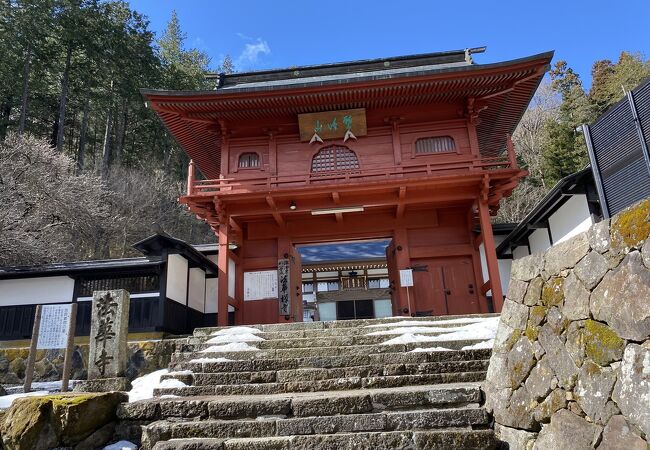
[0,295,215,341]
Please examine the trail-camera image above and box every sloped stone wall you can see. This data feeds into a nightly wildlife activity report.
[484,198,650,450]
[0,338,183,385]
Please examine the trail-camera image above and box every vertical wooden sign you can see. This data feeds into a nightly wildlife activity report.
[277,259,290,317]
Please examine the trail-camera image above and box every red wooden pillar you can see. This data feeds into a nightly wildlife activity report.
[217,222,230,326]
[393,227,412,316]
[477,199,504,312]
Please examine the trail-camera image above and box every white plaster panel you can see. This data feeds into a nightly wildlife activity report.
[529,228,551,255]
[318,302,337,321]
[228,259,235,299]
[374,299,393,318]
[188,268,206,312]
[512,246,530,260]
[205,278,218,314]
[367,268,389,276]
[499,259,512,295]
[166,254,188,304]
[549,194,593,244]
[0,276,74,306]
[316,271,339,279]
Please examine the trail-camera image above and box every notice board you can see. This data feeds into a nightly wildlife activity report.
[244,270,278,300]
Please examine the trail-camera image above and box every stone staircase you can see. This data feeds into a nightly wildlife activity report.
[117,314,500,449]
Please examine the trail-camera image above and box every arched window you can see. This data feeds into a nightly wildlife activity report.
[415,136,456,155]
[238,152,260,168]
[311,145,359,172]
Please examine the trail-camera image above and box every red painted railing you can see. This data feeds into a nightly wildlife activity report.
[187,136,518,196]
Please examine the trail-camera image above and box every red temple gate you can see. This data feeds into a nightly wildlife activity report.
[143,48,552,326]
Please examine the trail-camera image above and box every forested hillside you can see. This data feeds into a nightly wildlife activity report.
[497,52,650,223]
[0,0,233,265]
[0,1,648,265]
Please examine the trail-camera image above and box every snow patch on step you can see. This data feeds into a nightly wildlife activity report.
[103,440,138,450]
[189,357,233,363]
[158,378,188,389]
[129,369,188,402]
[379,316,499,345]
[205,332,265,344]
[210,326,262,335]
[367,326,452,335]
[461,339,495,350]
[168,370,193,376]
[409,347,453,352]
[365,317,488,328]
[201,342,261,353]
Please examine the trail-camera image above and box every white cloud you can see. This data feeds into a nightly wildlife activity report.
[235,38,271,69]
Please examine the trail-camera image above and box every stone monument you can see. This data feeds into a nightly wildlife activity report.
[74,289,131,392]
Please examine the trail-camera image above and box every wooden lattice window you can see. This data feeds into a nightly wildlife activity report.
[79,275,159,296]
[238,152,260,168]
[311,146,359,172]
[415,136,456,154]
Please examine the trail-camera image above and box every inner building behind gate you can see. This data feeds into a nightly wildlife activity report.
[142,47,552,325]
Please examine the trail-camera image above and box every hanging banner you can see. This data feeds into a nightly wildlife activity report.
[277,258,291,316]
[298,108,367,142]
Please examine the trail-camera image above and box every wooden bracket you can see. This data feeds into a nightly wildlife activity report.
[480,175,490,203]
[266,195,285,227]
[464,98,488,125]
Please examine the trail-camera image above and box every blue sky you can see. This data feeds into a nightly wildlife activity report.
[129,0,648,87]
[298,241,390,263]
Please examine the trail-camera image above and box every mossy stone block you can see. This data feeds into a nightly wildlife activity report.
[583,320,624,366]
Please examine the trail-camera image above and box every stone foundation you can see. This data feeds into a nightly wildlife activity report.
[0,337,185,385]
[485,198,650,449]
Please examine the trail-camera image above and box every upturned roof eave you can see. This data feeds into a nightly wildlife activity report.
[140,50,554,101]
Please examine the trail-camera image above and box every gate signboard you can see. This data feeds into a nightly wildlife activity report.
[298,108,367,142]
[277,258,291,316]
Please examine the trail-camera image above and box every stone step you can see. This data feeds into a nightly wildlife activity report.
[154,371,487,397]
[150,428,498,450]
[160,360,489,387]
[192,314,499,336]
[192,319,489,341]
[192,332,473,349]
[169,348,492,373]
[141,406,489,449]
[179,340,488,361]
[117,383,483,422]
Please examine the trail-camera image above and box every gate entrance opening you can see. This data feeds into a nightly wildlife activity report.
[143,48,552,325]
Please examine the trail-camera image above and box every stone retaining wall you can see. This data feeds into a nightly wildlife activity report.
[0,338,185,385]
[484,198,650,450]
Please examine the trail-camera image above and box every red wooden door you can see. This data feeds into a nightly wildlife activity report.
[442,257,480,315]
[411,261,447,315]
[411,256,480,316]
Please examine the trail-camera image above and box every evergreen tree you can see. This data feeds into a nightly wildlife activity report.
[540,61,593,185]
[589,52,650,115]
